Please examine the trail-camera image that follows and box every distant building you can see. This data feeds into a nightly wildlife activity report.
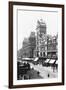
[22,38,31,58]
[17,48,23,58]
[21,32,36,58]
[29,32,36,58]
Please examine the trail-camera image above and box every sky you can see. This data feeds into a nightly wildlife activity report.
[18,9,58,50]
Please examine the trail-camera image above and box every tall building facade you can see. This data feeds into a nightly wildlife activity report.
[34,19,47,58]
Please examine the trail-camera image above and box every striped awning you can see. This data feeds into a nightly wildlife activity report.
[34,57,38,61]
[22,58,33,61]
[45,59,50,63]
[49,59,55,64]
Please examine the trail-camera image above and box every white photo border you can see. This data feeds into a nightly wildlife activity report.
[13,5,62,85]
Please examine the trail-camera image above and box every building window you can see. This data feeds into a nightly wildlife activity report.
[43,52,45,56]
[40,52,42,56]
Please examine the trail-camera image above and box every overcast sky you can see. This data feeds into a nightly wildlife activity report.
[18,9,58,50]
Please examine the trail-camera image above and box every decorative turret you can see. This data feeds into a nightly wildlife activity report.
[36,19,46,35]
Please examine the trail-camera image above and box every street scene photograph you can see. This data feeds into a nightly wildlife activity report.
[17,9,58,80]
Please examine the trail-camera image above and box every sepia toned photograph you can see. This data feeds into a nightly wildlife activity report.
[9,2,64,88]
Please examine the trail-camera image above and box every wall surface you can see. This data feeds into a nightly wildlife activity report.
[0,0,66,90]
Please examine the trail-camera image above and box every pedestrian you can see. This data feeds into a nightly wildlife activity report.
[27,63,30,70]
[37,71,40,76]
[48,73,50,78]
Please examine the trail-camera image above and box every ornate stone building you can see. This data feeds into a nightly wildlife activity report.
[34,19,58,59]
[34,19,47,58]
[18,19,58,60]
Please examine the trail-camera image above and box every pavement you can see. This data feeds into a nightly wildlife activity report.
[29,63,58,79]
[18,61,58,80]
[27,69,43,79]
[19,68,43,80]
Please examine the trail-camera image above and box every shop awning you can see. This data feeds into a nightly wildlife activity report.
[49,59,55,64]
[22,58,33,61]
[45,59,50,63]
[34,57,38,61]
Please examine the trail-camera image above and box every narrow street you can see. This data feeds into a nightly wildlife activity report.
[29,63,58,79]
